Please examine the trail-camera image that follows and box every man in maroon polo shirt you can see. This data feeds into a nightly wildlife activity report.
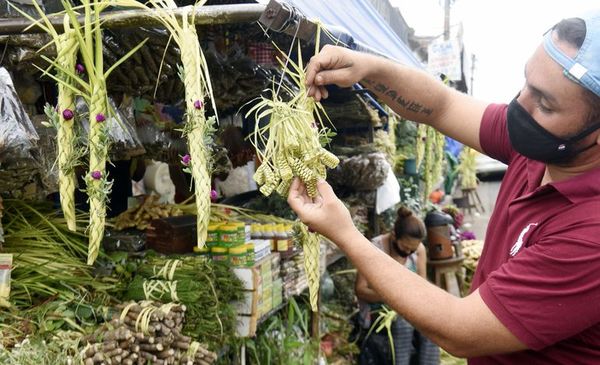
[285,10,600,365]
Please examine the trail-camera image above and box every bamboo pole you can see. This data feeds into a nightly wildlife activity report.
[0,3,265,35]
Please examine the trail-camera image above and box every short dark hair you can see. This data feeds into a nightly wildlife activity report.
[394,206,426,241]
[554,18,600,123]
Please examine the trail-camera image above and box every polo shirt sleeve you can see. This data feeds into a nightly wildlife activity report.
[479,103,515,165]
[478,219,600,350]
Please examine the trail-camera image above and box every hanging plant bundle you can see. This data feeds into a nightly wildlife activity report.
[13,6,82,232]
[246,36,339,198]
[54,23,80,232]
[17,0,147,264]
[117,0,218,248]
[294,222,321,312]
[247,29,339,313]
[74,1,146,265]
[457,146,478,190]
[416,124,446,203]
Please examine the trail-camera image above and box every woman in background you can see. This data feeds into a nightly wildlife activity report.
[355,206,439,365]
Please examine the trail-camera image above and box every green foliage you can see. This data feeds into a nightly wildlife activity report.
[0,331,83,365]
[440,349,467,365]
[395,119,418,159]
[243,193,297,221]
[398,177,421,213]
[244,297,320,365]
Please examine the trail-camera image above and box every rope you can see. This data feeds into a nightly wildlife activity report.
[119,301,179,335]
[154,259,182,280]
[142,280,180,302]
[187,341,201,359]
[270,2,301,33]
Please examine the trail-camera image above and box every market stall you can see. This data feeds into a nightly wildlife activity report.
[0,1,480,364]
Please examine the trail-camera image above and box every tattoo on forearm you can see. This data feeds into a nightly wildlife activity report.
[362,78,375,85]
[374,83,388,93]
[363,81,434,116]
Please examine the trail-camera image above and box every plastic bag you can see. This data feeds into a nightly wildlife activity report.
[134,98,188,164]
[102,229,146,253]
[0,67,39,163]
[376,161,401,214]
[76,96,146,160]
[1,1,67,18]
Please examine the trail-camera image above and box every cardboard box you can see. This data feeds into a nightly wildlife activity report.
[236,314,257,337]
[233,267,259,290]
[232,290,256,315]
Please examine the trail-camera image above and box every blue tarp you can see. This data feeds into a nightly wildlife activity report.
[282,0,424,69]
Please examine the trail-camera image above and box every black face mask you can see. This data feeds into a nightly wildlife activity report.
[507,98,600,164]
[391,240,415,258]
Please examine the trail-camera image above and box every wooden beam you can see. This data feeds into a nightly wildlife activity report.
[0,3,266,35]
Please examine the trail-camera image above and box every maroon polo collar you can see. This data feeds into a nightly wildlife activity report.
[525,157,600,204]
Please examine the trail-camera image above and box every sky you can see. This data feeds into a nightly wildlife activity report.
[391,0,598,102]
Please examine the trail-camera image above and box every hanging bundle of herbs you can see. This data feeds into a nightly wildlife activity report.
[116,0,218,249]
[246,37,339,199]
[17,0,147,264]
[416,124,446,203]
[246,29,339,314]
[293,222,321,312]
[457,147,478,190]
[10,4,82,233]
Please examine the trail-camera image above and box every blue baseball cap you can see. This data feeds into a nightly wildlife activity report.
[543,10,600,97]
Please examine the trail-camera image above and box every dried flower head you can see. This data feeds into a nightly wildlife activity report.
[62,109,74,121]
[91,170,102,180]
[181,154,191,166]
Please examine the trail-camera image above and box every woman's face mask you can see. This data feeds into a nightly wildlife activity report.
[507,98,600,164]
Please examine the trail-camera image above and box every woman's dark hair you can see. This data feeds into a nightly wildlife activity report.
[554,18,600,124]
[394,206,426,241]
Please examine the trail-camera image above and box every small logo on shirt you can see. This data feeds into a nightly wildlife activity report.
[510,223,538,256]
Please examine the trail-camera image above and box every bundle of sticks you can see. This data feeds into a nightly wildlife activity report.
[81,301,216,365]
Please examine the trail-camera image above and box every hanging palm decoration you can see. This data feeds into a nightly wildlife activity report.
[19,0,146,264]
[117,0,218,248]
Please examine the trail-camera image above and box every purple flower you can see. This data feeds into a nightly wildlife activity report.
[460,231,476,241]
[62,109,74,121]
[75,64,85,74]
[181,154,191,166]
[193,100,203,110]
[95,113,106,123]
[210,189,218,202]
[91,170,102,180]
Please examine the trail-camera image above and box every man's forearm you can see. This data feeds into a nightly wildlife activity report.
[357,54,486,151]
[359,56,448,125]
